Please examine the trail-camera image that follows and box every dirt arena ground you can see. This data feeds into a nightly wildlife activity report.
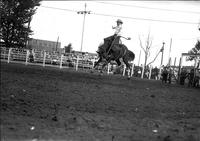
[1,62,200,141]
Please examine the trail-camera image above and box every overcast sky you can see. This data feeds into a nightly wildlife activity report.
[30,1,200,67]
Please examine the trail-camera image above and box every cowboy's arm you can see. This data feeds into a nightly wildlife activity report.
[112,26,116,29]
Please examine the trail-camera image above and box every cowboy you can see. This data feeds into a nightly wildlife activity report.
[104,19,123,45]
[102,19,123,59]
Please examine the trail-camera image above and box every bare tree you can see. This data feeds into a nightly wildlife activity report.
[138,31,153,68]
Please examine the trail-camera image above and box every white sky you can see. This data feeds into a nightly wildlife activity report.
[30,1,200,67]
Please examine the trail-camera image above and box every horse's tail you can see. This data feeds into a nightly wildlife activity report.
[127,50,135,61]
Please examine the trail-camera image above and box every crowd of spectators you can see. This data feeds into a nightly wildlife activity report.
[179,68,200,88]
[160,66,199,88]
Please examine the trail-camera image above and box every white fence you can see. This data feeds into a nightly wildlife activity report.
[0,47,96,69]
[0,47,136,77]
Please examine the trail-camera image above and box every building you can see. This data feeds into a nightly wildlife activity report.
[28,38,62,53]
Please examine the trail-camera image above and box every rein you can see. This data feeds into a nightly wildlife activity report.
[106,37,117,55]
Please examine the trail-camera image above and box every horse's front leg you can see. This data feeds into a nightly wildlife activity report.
[91,57,102,73]
[100,57,112,74]
[93,57,102,69]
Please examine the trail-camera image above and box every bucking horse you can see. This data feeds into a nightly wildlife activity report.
[93,36,135,79]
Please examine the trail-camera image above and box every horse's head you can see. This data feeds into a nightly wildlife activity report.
[97,42,107,58]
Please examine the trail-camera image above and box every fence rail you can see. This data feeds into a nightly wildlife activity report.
[1,47,199,86]
[0,47,100,71]
[0,47,136,77]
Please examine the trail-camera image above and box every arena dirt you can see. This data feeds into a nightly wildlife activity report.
[1,62,200,141]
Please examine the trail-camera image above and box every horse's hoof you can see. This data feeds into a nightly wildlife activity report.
[127,77,131,80]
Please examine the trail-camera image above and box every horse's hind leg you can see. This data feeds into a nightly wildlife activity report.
[100,59,110,73]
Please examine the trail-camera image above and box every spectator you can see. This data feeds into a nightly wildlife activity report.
[180,68,187,85]
[138,68,142,77]
[154,66,159,80]
[168,68,172,84]
[144,69,148,78]
[161,67,168,83]
[188,69,195,87]
[29,49,34,62]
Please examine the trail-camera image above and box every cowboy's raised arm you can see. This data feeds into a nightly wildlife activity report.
[112,26,116,29]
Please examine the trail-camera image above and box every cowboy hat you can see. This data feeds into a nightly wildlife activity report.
[116,19,123,24]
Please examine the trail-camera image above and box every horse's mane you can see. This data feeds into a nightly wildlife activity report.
[97,40,110,53]
[97,43,104,51]
[97,42,105,54]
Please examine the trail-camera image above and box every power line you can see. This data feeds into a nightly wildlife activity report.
[40,5,199,25]
[91,12,199,25]
[175,37,200,40]
[94,1,200,15]
[40,5,78,13]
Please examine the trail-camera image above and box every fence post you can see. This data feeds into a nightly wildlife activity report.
[177,56,183,83]
[148,65,152,79]
[107,63,110,74]
[92,59,95,68]
[7,48,12,63]
[60,54,63,69]
[76,55,79,71]
[25,49,29,65]
[141,64,145,78]
[123,65,126,76]
[43,51,46,67]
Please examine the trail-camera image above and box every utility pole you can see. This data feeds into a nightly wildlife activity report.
[55,36,59,52]
[158,42,165,80]
[77,3,91,52]
[25,16,32,48]
[168,38,172,65]
[160,42,165,66]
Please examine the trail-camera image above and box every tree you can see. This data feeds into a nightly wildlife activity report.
[0,0,41,48]
[187,40,200,61]
[138,31,153,68]
[64,43,73,53]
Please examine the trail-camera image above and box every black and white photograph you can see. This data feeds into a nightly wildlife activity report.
[1,0,200,141]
